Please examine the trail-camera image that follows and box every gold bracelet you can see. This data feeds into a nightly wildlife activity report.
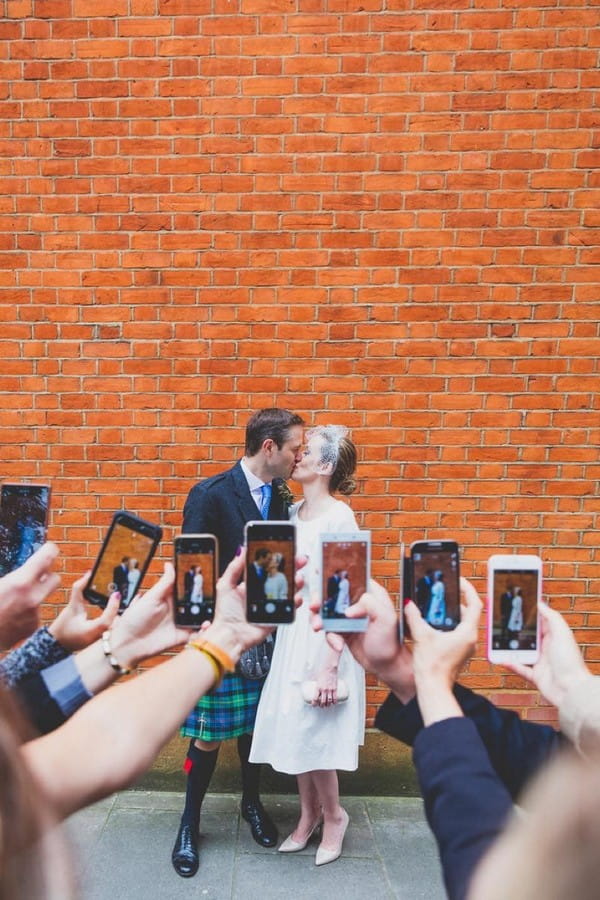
[187,637,236,675]
[101,630,132,676]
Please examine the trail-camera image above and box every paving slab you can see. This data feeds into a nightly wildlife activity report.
[66,791,445,900]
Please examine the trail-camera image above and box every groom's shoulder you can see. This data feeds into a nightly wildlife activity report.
[187,462,239,497]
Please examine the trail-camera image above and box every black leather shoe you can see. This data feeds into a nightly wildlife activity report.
[241,799,278,847]
[171,822,199,878]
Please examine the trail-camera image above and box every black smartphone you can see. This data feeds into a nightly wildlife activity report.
[410,539,460,631]
[0,483,51,576]
[83,511,163,610]
[174,534,218,628]
[244,520,296,624]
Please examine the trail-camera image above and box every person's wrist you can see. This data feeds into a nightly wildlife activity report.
[416,681,463,727]
[108,625,144,670]
[100,629,132,676]
[414,662,455,692]
[377,662,416,704]
[47,617,68,647]
[557,669,594,708]
[413,670,457,712]
[202,623,244,665]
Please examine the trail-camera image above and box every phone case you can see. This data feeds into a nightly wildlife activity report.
[84,511,162,609]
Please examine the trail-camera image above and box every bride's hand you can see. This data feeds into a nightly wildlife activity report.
[314,665,338,707]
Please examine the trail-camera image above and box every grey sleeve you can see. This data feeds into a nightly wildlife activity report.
[0,627,70,688]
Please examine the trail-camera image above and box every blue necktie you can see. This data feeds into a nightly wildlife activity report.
[259,483,272,519]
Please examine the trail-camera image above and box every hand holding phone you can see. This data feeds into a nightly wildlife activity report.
[245,521,296,625]
[174,534,218,628]
[497,601,589,712]
[487,554,541,664]
[410,540,460,631]
[83,511,163,610]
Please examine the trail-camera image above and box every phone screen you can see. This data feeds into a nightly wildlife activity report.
[175,537,217,627]
[0,484,51,576]
[85,514,161,609]
[321,534,369,631]
[491,567,539,652]
[411,542,460,630]
[246,522,295,624]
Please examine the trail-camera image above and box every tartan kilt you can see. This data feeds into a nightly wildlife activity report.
[180,672,264,742]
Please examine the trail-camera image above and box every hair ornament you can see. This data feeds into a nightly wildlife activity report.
[307,424,349,469]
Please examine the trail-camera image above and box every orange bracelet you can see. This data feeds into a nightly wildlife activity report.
[193,648,222,688]
[187,637,236,676]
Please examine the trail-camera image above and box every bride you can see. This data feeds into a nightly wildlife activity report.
[250,425,365,866]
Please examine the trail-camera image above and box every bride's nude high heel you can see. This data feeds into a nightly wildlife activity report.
[278,818,322,853]
[315,809,349,866]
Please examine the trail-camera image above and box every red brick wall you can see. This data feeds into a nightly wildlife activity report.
[1,2,598,727]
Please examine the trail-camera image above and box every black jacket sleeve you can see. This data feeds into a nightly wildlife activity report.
[414,717,513,900]
[12,673,67,734]
[376,683,567,800]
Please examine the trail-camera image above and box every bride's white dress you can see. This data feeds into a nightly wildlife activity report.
[249,499,365,774]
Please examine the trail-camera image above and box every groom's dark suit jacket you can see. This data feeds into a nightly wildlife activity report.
[182,461,288,575]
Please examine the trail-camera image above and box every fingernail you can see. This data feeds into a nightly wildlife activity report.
[235,545,242,557]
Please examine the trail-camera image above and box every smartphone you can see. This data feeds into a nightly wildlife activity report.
[244,520,296,624]
[487,554,542,665]
[399,541,408,643]
[0,483,51,576]
[174,534,218,628]
[83,511,163,610]
[320,531,370,632]
[410,539,460,631]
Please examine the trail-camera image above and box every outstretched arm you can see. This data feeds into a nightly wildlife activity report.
[13,565,191,735]
[501,601,600,755]
[405,581,513,900]
[21,550,272,819]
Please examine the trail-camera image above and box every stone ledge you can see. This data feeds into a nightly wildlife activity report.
[134,729,419,796]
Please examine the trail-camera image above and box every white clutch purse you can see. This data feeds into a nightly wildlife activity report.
[301,679,349,704]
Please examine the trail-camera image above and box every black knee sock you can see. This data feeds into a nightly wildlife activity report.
[181,741,219,830]
[237,732,261,805]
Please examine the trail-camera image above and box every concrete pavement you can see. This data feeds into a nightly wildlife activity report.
[66,790,446,900]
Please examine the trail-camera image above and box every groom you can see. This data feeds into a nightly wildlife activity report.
[248,548,272,605]
[171,407,304,878]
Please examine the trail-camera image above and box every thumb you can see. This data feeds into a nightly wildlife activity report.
[404,601,427,639]
[502,660,535,684]
[99,592,121,627]
[345,593,370,619]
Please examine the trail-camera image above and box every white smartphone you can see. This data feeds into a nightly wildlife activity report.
[487,554,542,665]
[320,531,370,632]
